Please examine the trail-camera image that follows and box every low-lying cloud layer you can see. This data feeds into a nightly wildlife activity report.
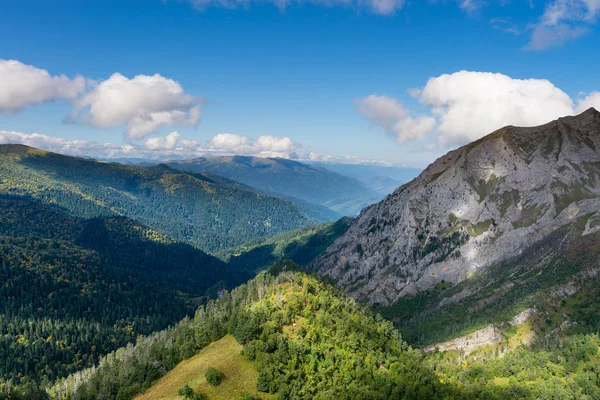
[0,129,392,165]
[356,70,600,148]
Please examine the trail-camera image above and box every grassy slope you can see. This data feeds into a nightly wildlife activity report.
[136,335,271,400]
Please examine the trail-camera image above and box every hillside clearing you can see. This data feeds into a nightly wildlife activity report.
[135,335,271,400]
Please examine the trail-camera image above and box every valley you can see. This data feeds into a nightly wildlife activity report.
[1,110,600,399]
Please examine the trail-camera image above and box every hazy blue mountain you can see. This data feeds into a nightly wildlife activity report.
[308,162,422,195]
[167,156,382,216]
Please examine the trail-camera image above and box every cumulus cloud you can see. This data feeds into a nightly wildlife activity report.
[355,94,436,143]
[576,91,600,112]
[358,70,598,148]
[526,0,599,50]
[71,73,203,139]
[209,133,296,157]
[185,0,404,15]
[0,59,86,114]
[144,131,182,151]
[417,71,575,146]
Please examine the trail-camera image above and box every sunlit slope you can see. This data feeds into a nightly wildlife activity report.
[136,335,272,400]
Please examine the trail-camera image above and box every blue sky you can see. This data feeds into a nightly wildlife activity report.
[0,0,599,167]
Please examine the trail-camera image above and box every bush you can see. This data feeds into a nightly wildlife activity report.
[178,385,205,400]
[179,385,194,397]
[205,367,222,386]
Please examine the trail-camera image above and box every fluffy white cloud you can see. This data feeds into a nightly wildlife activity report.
[72,73,203,139]
[144,131,182,151]
[576,91,600,113]
[186,0,404,15]
[417,71,575,146]
[355,94,436,143]
[526,0,599,50]
[358,70,599,148]
[209,133,296,156]
[0,59,85,114]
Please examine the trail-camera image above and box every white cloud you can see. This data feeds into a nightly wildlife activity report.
[72,73,203,140]
[144,131,183,151]
[185,0,404,15]
[0,129,395,165]
[418,71,574,146]
[576,91,600,112]
[358,70,598,148]
[209,133,297,157]
[0,59,85,114]
[355,94,436,143]
[526,0,599,50]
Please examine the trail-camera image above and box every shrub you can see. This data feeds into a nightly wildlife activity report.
[205,367,222,386]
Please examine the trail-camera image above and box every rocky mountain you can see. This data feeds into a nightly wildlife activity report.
[315,108,600,306]
[167,156,381,216]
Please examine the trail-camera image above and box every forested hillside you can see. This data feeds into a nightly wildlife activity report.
[0,145,326,253]
[219,217,353,272]
[0,195,249,388]
[46,267,600,400]
[49,268,447,400]
[167,156,381,216]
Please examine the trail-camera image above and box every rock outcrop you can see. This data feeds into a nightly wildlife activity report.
[315,108,600,305]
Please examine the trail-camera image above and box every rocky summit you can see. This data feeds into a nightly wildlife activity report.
[315,108,600,305]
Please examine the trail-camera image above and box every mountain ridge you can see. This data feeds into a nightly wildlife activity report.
[0,145,328,253]
[315,108,600,305]
[166,155,382,216]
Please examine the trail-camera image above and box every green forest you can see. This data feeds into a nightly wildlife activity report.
[0,145,327,253]
[42,267,600,400]
[0,195,249,388]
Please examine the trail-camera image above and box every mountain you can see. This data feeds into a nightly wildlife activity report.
[0,195,249,384]
[47,267,600,400]
[308,162,422,195]
[166,156,382,216]
[49,268,448,400]
[315,108,600,306]
[0,145,328,253]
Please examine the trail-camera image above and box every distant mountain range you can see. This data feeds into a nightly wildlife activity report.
[166,156,384,216]
[0,145,332,253]
[307,162,421,195]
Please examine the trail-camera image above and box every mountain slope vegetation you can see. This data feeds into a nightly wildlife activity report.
[219,217,353,272]
[0,195,248,386]
[48,268,600,400]
[0,145,326,253]
[167,156,381,216]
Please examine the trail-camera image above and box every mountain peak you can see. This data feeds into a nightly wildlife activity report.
[316,111,600,305]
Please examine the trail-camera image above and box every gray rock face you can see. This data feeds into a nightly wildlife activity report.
[315,108,600,305]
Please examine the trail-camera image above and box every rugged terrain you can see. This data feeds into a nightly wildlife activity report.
[316,108,600,305]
